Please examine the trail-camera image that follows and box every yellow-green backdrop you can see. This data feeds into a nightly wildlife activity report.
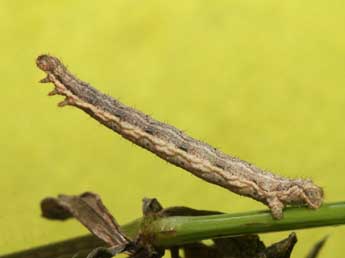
[1,1,345,257]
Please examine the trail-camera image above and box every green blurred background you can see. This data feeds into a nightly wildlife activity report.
[1,1,345,257]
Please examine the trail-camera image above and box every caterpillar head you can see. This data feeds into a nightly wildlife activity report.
[36,54,61,72]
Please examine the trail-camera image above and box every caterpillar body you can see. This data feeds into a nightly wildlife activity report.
[36,55,323,219]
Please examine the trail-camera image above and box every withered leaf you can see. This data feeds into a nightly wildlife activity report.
[160,206,222,217]
[41,192,129,249]
[305,236,328,258]
[183,242,221,258]
[142,198,163,216]
[213,234,266,258]
[182,233,297,258]
[260,232,297,258]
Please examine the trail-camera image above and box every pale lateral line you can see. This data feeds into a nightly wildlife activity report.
[48,73,264,196]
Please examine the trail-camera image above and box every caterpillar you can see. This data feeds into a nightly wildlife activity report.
[36,54,323,219]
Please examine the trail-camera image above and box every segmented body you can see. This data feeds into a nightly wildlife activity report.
[36,55,323,219]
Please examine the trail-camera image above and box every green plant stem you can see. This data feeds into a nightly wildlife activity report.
[1,202,345,258]
[143,202,345,246]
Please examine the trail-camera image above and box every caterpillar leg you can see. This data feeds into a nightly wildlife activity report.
[267,198,284,219]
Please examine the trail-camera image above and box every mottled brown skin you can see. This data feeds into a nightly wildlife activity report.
[36,54,324,219]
